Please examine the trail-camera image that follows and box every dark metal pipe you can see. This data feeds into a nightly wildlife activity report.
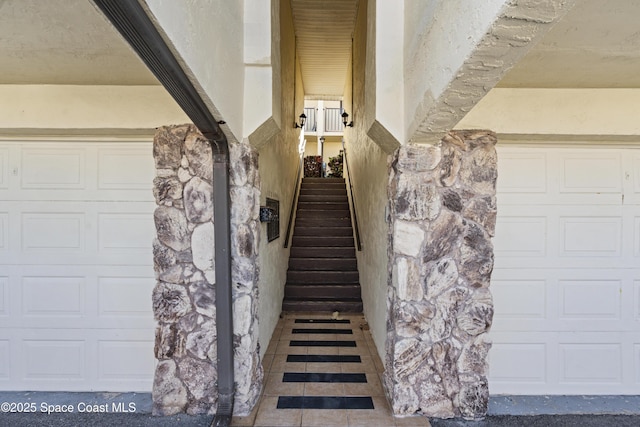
[91,1,234,425]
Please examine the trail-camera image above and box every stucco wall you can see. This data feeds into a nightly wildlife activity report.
[456,88,640,137]
[0,85,188,133]
[346,0,388,359]
[256,0,302,358]
[142,0,245,141]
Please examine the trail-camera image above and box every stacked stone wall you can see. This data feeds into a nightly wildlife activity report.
[151,124,262,415]
[385,130,497,419]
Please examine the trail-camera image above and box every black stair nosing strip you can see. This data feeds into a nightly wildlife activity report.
[294,318,351,324]
[292,328,353,334]
[283,372,367,383]
[286,354,361,363]
[289,340,357,347]
[277,396,374,410]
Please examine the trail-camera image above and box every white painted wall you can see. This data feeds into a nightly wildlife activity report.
[256,0,302,358]
[456,88,640,137]
[372,0,404,144]
[404,0,506,142]
[0,85,188,132]
[348,0,388,359]
[142,0,245,140]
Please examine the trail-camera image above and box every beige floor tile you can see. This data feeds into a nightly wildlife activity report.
[230,397,260,426]
[341,356,376,373]
[306,346,340,355]
[301,408,349,427]
[343,373,384,397]
[303,382,345,396]
[346,396,395,427]
[254,396,302,427]
[263,373,305,396]
[305,362,342,373]
[270,354,306,373]
[262,353,275,372]
[394,414,432,426]
[276,341,307,355]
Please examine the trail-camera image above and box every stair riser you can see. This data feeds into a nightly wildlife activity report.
[302,178,344,183]
[282,300,363,313]
[299,188,347,196]
[287,271,360,284]
[289,258,357,271]
[294,218,352,227]
[294,227,353,237]
[298,195,348,203]
[298,203,349,210]
[292,236,354,247]
[295,210,351,218]
[285,285,361,299]
[290,247,356,258]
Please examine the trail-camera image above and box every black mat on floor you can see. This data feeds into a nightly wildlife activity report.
[294,319,351,324]
[277,396,374,409]
[283,372,367,383]
[287,354,361,363]
[292,328,353,334]
[289,340,357,347]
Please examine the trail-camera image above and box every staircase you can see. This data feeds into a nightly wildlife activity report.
[283,177,363,312]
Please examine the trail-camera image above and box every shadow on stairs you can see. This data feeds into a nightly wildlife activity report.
[283,177,363,312]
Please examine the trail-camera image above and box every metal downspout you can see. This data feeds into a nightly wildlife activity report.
[91,1,235,425]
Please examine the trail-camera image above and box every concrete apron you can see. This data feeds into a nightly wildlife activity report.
[1,392,639,416]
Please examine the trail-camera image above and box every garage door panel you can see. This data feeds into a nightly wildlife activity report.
[21,212,86,252]
[493,145,640,395]
[1,201,154,266]
[492,279,546,320]
[23,340,86,381]
[559,216,622,257]
[97,340,155,381]
[635,344,640,384]
[1,141,154,202]
[1,266,154,330]
[559,280,621,321]
[494,216,547,257]
[1,140,156,392]
[21,148,86,190]
[489,342,547,384]
[0,147,8,189]
[97,147,154,190]
[559,153,622,194]
[0,340,8,379]
[497,151,548,194]
[98,212,155,252]
[0,212,8,253]
[0,277,7,316]
[97,276,154,318]
[559,343,622,384]
[22,276,85,318]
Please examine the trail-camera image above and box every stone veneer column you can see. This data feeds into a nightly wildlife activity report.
[384,130,497,419]
[151,124,262,415]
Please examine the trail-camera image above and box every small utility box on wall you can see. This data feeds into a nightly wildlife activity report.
[260,198,280,242]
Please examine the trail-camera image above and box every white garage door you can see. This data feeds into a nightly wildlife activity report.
[0,140,157,392]
[490,144,640,395]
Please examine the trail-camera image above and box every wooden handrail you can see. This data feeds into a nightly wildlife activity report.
[342,145,362,251]
[284,152,305,248]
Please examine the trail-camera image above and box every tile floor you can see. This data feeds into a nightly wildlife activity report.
[231,312,431,427]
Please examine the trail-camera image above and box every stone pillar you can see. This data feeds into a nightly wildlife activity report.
[384,130,497,419]
[151,125,262,416]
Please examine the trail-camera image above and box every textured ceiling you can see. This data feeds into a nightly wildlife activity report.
[290,0,359,99]
[0,0,157,85]
[498,0,640,88]
[0,0,638,91]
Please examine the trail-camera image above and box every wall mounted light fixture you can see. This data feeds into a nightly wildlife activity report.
[342,111,354,127]
[294,113,306,129]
